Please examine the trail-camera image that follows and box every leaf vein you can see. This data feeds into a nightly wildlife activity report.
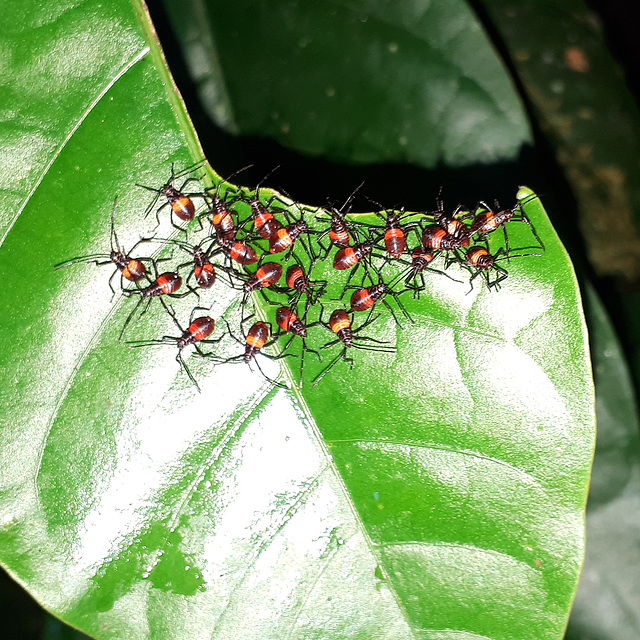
[326,438,543,488]
[0,46,150,248]
[164,386,281,535]
[209,467,327,637]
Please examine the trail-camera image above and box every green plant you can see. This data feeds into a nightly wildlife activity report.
[0,0,613,639]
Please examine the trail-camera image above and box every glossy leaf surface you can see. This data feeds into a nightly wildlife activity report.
[0,0,594,639]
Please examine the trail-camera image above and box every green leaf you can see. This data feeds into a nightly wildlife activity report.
[566,284,640,640]
[0,1,594,640]
[163,0,532,167]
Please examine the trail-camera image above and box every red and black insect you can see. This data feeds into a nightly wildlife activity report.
[244,168,290,241]
[274,306,322,387]
[120,271,195,340]
[208,194,238,241]
[403,245,436,297]
[361,200,422,260]
[54,199,154,294]
[138,162,205,230]
[268,203,314,257]
[325,209,352,249]
[269,220,308,254]
[396,245,459,297]
[248,194,284,239]
[421,225,470,251]
[285,262,326,307]
[316,182,365,253]
[203,164,254,241]
[127,306,222,392]
[149,237,239,289]
[216,235,259,266]
[125,271,182,299]
[468,196,544,251]
[458,246,508,291]
[346,272,413,327]
[225,165,285,240]
[332,234,379,292]
[222,319,293,388]
[333,239,374,271]
[242,321,271,363]
[437,211,470,239]
[406,245,436,284]
[275,306,306,338]
[426,188,473,241]
[349,284,391,312]
[240,262,283,306]
[312,309,396,385]
[376,209,410,259]
[183,243,218,289]
[451,245,541,292]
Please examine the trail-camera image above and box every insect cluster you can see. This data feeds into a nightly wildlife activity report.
[55,164,544,391]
